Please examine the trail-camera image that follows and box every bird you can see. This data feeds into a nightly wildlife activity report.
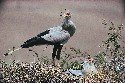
[81,56,98,74]
[4,9,76,65]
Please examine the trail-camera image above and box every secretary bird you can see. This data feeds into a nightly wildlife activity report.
[4,9,76,65]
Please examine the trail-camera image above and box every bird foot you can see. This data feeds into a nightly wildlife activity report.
[52,59,55,66]
[56,63,61,68]
[51,59,60,67]
[55,60,61,67]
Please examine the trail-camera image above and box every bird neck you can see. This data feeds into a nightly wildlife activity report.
[62,19,76,37]
[63,18,70,24]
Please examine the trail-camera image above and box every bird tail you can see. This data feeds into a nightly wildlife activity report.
[21,37,54,48]
[4,47,22,56]
[21,37,38,48]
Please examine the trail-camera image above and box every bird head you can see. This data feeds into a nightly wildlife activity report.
[63,10,71,19]
[60,9,71,20]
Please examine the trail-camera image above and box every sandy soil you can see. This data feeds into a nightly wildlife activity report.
[0,0,125,62]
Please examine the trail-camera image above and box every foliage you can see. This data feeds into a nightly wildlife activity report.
[94,20,125,82]
[0,60,83,83]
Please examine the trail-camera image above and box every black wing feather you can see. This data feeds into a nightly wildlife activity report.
[21,30,53,48]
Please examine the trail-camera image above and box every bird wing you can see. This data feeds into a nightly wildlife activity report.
[41,26,70,45]
[37,26,62,37]
[21,26,70,48]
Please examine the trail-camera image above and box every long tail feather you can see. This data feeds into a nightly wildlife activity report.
[4,47,22,56]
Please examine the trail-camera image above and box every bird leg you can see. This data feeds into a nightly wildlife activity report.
[55,45,63,67]
[52,45,58,66]
[56,45,63,60]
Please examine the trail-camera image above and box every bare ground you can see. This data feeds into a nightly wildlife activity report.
[0,0,125,62]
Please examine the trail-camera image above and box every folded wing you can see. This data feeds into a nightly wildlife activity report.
[21,26,70,48]
[42,26,70,45]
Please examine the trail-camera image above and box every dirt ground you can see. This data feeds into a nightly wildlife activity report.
[0,0,125,62]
